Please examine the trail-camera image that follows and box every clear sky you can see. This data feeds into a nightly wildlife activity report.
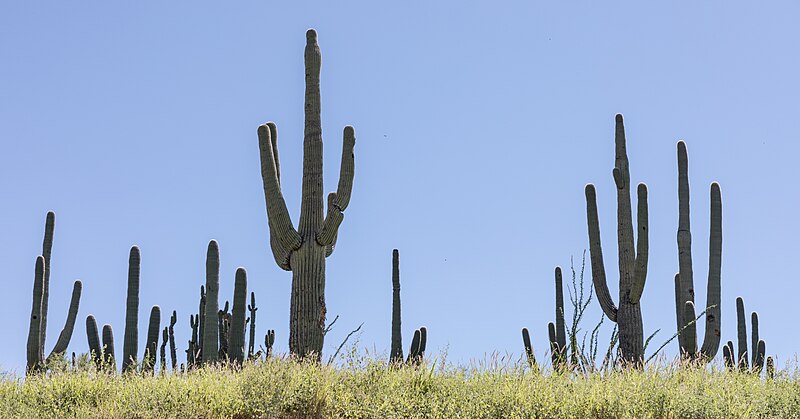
[2,2,799,374]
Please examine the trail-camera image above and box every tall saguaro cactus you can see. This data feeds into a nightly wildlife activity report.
[585,114,649,365]
[26,212,83,374]
[674,141,722,362]
[122,246,141,373]
[390,249,403,364]
[202,240,220,364]
[229,268,248,365]
[258,29,356,358]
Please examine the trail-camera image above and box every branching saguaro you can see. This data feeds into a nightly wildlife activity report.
[585,114,649,365]
[674,141,722,362]
[27,212,83,374]
[258,29,355,359]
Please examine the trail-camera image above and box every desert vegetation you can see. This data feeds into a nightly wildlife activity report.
[4,28,796,417]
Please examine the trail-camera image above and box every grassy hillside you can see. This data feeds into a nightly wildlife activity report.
[2,353,799,418]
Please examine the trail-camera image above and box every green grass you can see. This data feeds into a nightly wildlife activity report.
[2,352,800,418]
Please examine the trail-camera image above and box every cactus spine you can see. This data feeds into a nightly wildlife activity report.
[258,29,356,358]
[675,141,722,362]
[122,246,140,373]
[144,305,161,373]
[585,114,649,365]
[247,292,257,359]
[102,324,115,369]
[390,249,404,364]
[229,268,248,364]
[26,212,83,373]
[202,240,220,364]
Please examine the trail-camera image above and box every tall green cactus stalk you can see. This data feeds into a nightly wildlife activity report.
[406,329,421,364]
[86,315,102,368]
[229,268,248,365]
[549,267,567,370]
[169,310,177,370]
[26,256,46,373]
[265,330,275,359]
[187,314,198,367]
[675,141,722,362]
[122,246,140,373]
[26,212,83,373]
[258,29,356,359]
[218,301,230,360]
[521,328,537,370]
[390,249,404,364]
[198,285,205,362]
[585,114,649,365]
[144,305,161,373]
[102,324,115,370]
[160,327,168,372]
[202,240,220,364]
[247,292,257,359]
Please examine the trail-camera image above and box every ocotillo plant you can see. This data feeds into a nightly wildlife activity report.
[585,114,649,365]
[674,141,722,362]
[202,240,220,364]
[143,305,161,373]
[122,246,141,373]
[247,292,257,359]
[229,268,248,365]
[390,249,403,364]
[26,212,83,373]
[722,297,766,374]
[258,29,356,358]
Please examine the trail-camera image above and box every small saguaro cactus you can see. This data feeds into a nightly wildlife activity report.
[258,29,356,359]
[144,305,161,373]
[187,314,199,367]
[202,240,220,364]
[26,212,83,374]
[160,327,168,372]
[585,114,649,365]
[198,285,206,362]
[390,249,404,364]
[122,246,141,373]
[169,310,177,370]
[86,315,102,367]
[722,297,766,374]
[674,141,722,362]
[229,268,248,365]
[247,292,257,359]
[549,267,568,370]
[102,324,115,369]
[521,328,537,370]
[265,330,275,358]
[406,327,427,365]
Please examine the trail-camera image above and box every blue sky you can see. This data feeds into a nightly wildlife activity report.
[2,2,799,374]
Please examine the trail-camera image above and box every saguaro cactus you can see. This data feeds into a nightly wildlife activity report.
[674,141,722,362]
[247,292,257,359]
[229,268,248,365]
[102,324,115,369]
[202,240,220,364]
[169,310,177,370]
[258,29,356,358]
[26,212,83,373]
[86,315,102,367]
[585,114,649,365]
[390,249,404,364]
[723,297,766,374]
[144,305,161,373]
[549,267,567,370]
[122,246,140,373]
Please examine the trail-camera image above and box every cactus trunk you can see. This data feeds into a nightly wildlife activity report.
[102,324,115,370]
[144,305,161,373]
[202,240,220,364]
[122,246,140,373]
[247,292,257,359]
[86,315,102,367]
[26,256,45,373]
[229,268,248,365]
[169,310,177,370]
[390,249,404,364]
